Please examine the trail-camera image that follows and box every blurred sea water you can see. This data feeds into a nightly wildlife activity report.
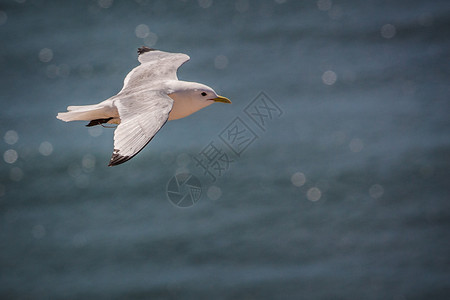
[0,0,449,299]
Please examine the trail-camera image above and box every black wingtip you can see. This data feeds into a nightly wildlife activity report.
[108,150,131,167]
[137,46,156,55]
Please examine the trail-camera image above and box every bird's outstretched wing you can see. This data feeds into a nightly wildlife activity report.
[120,47,190,93]
[108,90,173,166]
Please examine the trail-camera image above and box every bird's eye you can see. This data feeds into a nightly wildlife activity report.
[201,92,207,96]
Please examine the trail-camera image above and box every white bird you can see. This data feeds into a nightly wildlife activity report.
[57,47,231,166]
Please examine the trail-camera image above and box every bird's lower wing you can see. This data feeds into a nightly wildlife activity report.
[109,90,173,166]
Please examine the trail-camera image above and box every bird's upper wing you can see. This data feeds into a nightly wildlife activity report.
[108,90,173,166]
[120,47,190,93]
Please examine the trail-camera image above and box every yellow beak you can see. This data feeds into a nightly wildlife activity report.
[211,95,231,104]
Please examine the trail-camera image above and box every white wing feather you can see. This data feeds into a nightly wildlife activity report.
[109,49,190,166]
[120,50,190,93]
[109,90,173,166]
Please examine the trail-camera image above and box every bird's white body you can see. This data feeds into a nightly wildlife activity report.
[60,80,215,123]
[57,47,230,166]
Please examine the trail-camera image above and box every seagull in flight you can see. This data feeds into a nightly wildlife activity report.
[57,47,231,166]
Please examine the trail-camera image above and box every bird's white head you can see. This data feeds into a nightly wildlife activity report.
[177,81,231,104]
[167,81,231,120]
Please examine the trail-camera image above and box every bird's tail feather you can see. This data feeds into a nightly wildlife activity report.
[57,104,110,122]
[67,104,101,112]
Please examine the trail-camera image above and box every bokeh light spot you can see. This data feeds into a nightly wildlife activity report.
[144,32,158,47]
[39,141,53,156]
[381,24,396,39]
[39,48,53,63]
[88,126,103,137]
[207,185,222,200]
[46,64,59,78]
[135,24,150,38]
[291,172,306,187]
[82,154,96,172]
[4,130,19,145]
[307,187,322,201]
[322,70,337,85]
[4,149,18,164]
[369,184,384,199]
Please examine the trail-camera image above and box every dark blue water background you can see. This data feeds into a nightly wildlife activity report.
[0,0,449,298]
